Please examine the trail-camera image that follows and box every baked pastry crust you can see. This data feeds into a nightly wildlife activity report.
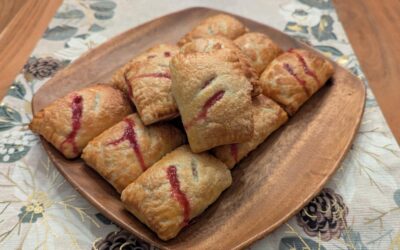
[260,49,334,115]
[180,35,240,54]
[82,113,185,193]
[170,51,254,153]
[29,84,132,159]
[112,44,179,125]
[178,14,248,46]
[121,145,231,240]
[212,95,288,168]
[234,32,282,75]
[113,44,178,92]
[180,36,261,96]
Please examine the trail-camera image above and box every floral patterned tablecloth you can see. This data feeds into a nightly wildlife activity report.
[1,0,399,249]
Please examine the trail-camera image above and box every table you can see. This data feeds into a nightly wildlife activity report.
[0,0,399,249]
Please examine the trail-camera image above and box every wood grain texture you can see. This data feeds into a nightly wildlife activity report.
[32,8,365,249]
[0,0,27,31]
[0,0,62,100]
[334,0,400,143]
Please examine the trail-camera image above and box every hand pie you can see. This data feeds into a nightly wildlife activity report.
[112,44,179,125]
[170,51,254,153]
[112,44,178,92]
[260,49,334,115]
[29,84,132,159]
[82,113,185,193]
[180,36,261,96]
[234,32,282,75]
[121,145,232,240]
[212,95,288,168]
[178,14,248,46]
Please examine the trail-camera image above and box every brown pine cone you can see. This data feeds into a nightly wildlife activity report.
[92,230,154,250]
[23,57,62,79]
[296,188,348,241]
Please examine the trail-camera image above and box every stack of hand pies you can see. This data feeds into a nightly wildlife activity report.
[30,14,334,240]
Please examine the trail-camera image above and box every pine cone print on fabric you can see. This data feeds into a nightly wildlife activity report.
[296,188,348,241]
[93,230,155,250]
[23,57,63,80]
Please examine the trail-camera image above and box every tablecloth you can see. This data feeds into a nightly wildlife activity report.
[1,0,399,249]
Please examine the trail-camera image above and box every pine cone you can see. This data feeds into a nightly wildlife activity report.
[296,188,348,241]
[93,230,154,250]
[23,57,61,80]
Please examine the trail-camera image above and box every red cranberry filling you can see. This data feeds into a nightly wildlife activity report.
[283,63,310,96]
[184,90,225,129]
[107,118,147,171]
[60,94,84,155]
[167,165,190,226]
[288,49,320,86]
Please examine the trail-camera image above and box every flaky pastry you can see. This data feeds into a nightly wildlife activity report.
[260,49,334,115]
[82,113,185,193]
[212,95,288,168]
[234,32,282,75]
[178,14,248,46]
[30,84,132,158]
[112,44,179,125]
[121,145,231,240]
[180,36,261,96]
[170,51,254,153]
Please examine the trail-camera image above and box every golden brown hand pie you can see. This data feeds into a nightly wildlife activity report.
[180,36,261,96]
[82,113,185,193]
[260,49,334,115]
[212,95,288,168]
[112,44,179,125]
[112,44,178,92]
[121,145,231,240]
[170,51,254,153]
[234,32,283,75]
[178,14,248,46]
[29,84,132,159]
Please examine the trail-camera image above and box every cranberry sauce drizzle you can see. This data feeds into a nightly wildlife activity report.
[184,90,225,129]
[60,94,84,154]
[166,165,190,226]
[283,63,310,96]
[288,49,321,86]
[230,144,239,162]
[107,118,147,171]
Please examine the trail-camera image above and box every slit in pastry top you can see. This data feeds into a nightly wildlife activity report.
[230,144,239,162]
[283,63,310,96]
[184,90,225,129]
[201,75,217,89]
[107,117,147,171]
[288,48,320,86]
[166,165,191,226]
[60,94,84,154]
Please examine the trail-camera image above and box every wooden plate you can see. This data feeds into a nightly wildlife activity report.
[32,7,365,250]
